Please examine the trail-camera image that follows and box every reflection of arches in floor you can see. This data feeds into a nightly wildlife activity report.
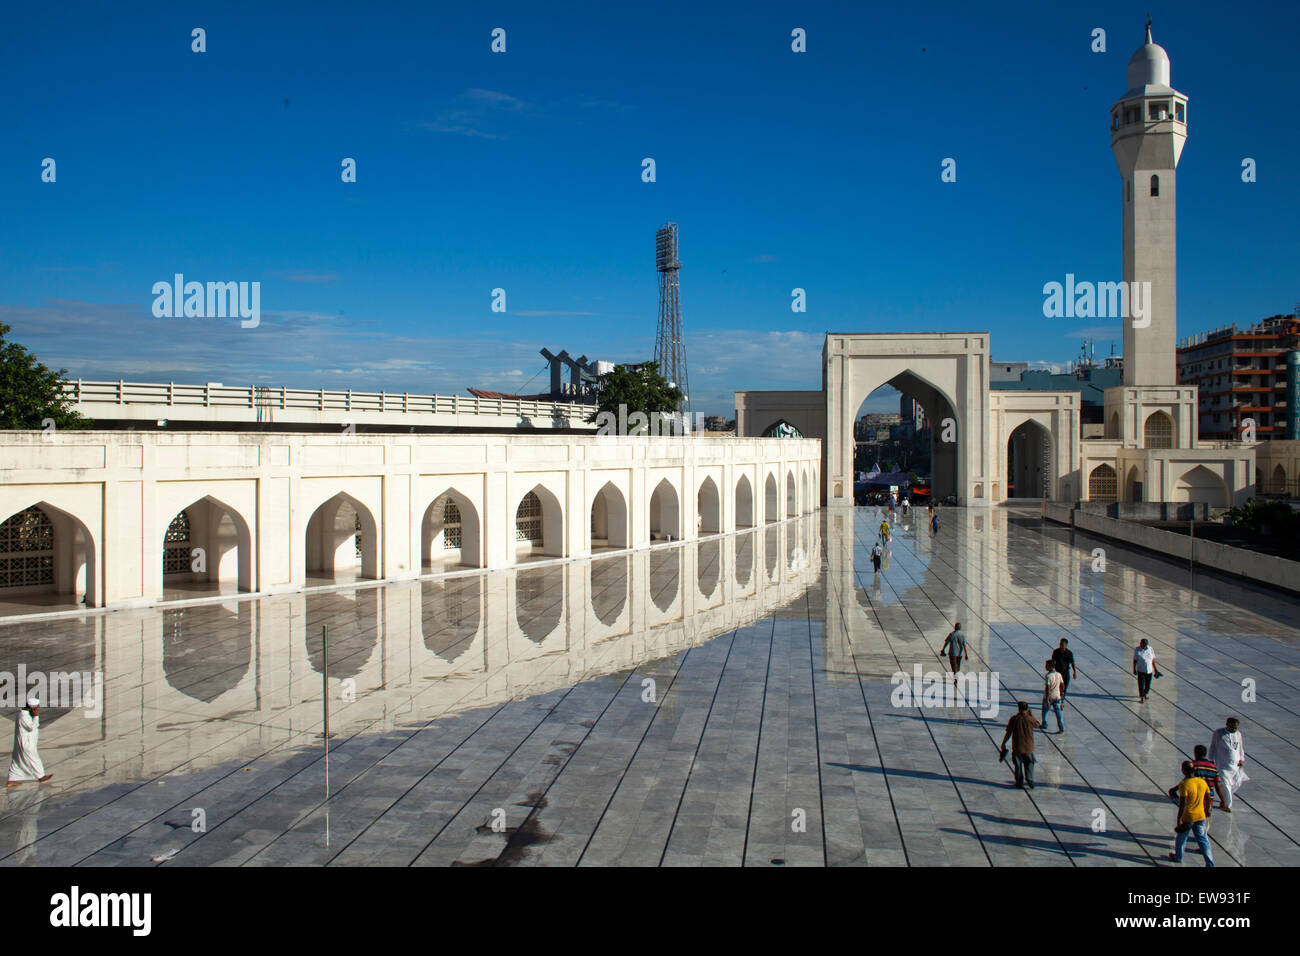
[734,533,754,588]
[420,576,482,662]
[590,555,629,626]
[650,548,681,613]
[304,589,381,679]
[162,603,253,703]
[764,526,779,581]
[697,539,720,598]
[516,566,564,643]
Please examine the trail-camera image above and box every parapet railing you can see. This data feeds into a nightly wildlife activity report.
[61,379,595,423]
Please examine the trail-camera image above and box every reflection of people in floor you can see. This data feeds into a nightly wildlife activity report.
[1209,718,1248,812]
[4,785,42,864]
[7,696,52,787]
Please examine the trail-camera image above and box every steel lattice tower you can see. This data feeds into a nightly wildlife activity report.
[654,222,689,416]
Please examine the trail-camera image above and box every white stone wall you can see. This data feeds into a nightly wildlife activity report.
[0,431,821,609]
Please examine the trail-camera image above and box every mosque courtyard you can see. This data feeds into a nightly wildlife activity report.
[1,507,1297,867]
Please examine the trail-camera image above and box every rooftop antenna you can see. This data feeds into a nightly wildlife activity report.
[654,222,689,416]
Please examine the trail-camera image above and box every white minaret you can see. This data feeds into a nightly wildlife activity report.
[1111,17,1187,387]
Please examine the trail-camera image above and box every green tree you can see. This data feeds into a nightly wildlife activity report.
[0,322,90,429]
[587,361,683,427]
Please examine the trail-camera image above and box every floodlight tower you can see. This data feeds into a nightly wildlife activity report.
[654,222,690,416]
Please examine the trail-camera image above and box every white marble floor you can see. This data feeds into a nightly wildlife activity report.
[0,508,1296,866]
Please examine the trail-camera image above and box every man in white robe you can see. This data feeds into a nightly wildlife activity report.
[7,695,52,786]
[1209,717,1248,811]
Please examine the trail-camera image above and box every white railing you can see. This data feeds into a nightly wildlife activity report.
[60,379,595,424]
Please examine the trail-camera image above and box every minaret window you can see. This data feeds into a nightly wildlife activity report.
[1175,103,1184,122]
[1150,175,1160,197]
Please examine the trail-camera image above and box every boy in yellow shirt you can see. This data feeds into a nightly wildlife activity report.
[1170,761,1215,866]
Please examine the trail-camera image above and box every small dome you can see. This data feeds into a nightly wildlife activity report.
[1126,21,1171,90]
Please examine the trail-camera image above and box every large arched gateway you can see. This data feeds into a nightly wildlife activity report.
[823,333,990,505]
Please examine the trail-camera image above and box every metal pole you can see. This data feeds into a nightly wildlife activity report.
[322,624,330,847]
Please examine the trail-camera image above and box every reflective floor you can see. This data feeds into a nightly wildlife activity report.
[1,508,1297,867]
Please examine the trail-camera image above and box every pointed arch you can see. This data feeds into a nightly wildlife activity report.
[697,476,721,535]
[590,481,629,550]
[764,473,779,523]
[1144,411,1174,449]
[1173,465,1227,508]
[0,501,97,608]
[422,487,482,569]
[162,494,253,594]
[735,474,755,528]
[306,492,379,580]
[1088,463,1118,502]
[786,470,797,517]
[649,477,681,541]
[1005,419,1053,499]
[514,484,564,561]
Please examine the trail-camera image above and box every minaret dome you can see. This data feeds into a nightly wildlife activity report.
[1126,18,1171,92]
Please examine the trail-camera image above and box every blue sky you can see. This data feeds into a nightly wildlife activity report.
[2,0,1296,417]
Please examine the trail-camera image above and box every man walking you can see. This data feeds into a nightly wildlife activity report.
[1132,638,1158,703]
[1168,744,1218,830]
[1041,659,1065,733]
[1000,701,1041,789]
[1209,718,1248,812]
[940,622,967,680]
[7,696,52,787]
[1051,639,1076,704]
[871,542,883,575]
[1169,761,1215,867]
